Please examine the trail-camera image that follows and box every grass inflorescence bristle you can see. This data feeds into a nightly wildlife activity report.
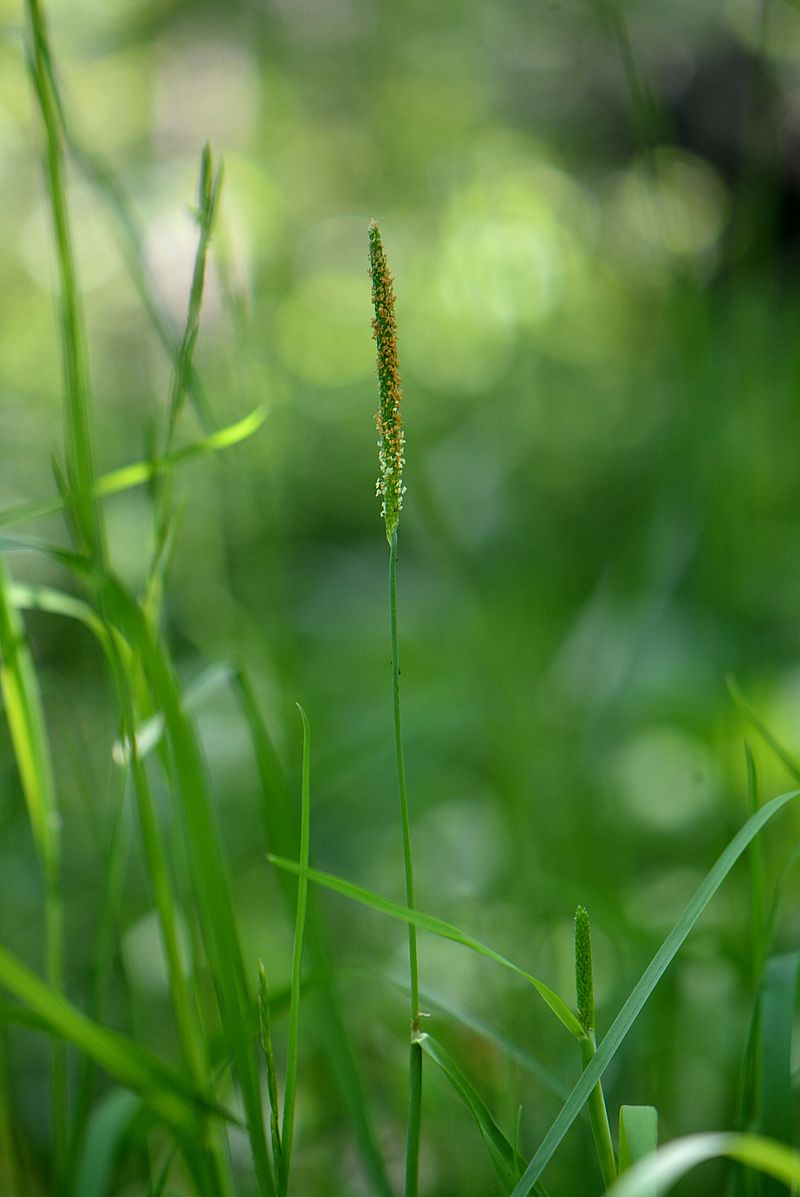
[369,219,406,542]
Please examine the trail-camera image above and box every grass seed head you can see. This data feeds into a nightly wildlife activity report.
[369,220,405,542]
[574,904,595,1036]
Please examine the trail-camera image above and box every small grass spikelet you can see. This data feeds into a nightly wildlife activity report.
[369,220,405,541]
[575,904,595,1036]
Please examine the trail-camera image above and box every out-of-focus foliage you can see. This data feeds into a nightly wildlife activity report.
[3,0,800,1193]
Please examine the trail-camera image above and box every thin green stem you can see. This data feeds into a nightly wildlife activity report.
[405,1041,423,1197]
[579,1032,617,1190]
[389,533,419,1017]
[280,704,311,1195]
[389,532,422,1197]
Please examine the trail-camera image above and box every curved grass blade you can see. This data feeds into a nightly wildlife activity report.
[0,406,266,532]
[374,974,569,1102]
[420,1033,521,1191]
[267,856,584,1040]
[510,787,800,1197]
[0,943,232,1131]
[604,1132,800,1197]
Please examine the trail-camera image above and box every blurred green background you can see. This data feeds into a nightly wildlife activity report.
[3,0,800,1193]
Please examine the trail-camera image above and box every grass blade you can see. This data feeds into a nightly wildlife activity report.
[727,677,800,784]
[604,1132,800,1197]
[267,856,584,1039]
[0,945,231,1131]
[376,975,569,1102]
[0,406,267,533]
[757,954,799,1197]
[619,1106,658,1173]
[510,787,800,1197]
[24,0,103,561]
[71,1089,141,1197]
[420,1033,521,1191]
[165,144,222,447]
[279,704,311,1195]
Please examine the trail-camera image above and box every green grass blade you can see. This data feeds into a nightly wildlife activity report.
[619,1106,658,1173]
[67,776,131,1194]
[24,0,103,561]
[165,144,222,447]
[111,661,235,765]
[279,704,311,1195]
[757,954,799,1197]
[378,976,570,1102]
[604,1132,800,1197]
[0,562,60,868]
[0,945,231,1131]
[510,787,800,1197]
[420,1033,520,1190]
[268,856,584,1039]
[71,1089,141,1197]
[727,677,800,784]
[0,406,266,532]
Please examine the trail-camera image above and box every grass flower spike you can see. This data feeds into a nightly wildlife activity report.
[369,220,406,542]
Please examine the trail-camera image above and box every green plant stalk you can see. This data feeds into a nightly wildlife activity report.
[389,535,419,1016]
[579,1032,617,1189]
[279,705,311,1195]
[574,909,616,1188]
[389,532,423,1197]
[24,0,103,562]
